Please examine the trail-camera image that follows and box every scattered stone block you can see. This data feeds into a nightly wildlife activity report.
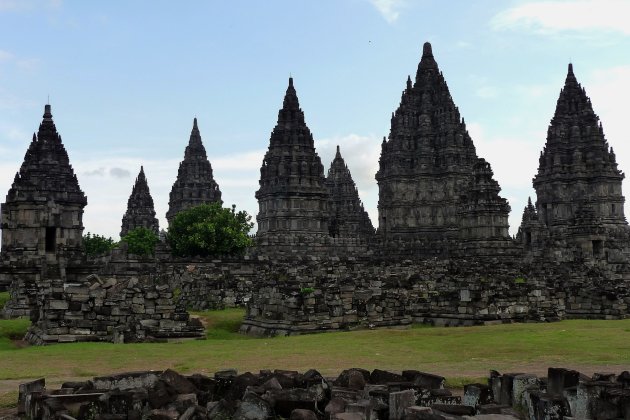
[390,389,416,420]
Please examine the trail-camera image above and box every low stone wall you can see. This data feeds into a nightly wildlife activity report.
[238,258,630,336]
[15,367,630,419]
[25,267,204,345]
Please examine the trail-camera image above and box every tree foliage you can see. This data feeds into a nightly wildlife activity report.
[83,232,117,257]
[121,227,159,256]
[168,203,254,257]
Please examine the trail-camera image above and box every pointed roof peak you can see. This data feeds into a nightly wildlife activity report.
[422,42,433,58]
[335,145,341,158]
[193,117,198,130]
[139,165,145,175]
[282,76,300,111]
[42,104,53,123]
[417,41,438,74]
[564,62,578,87]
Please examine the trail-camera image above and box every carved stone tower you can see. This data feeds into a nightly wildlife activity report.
[166,118,222,225]
[529,64,628,260]
[325,146,374,238]
[1,104,87,259]
[458,158,511,241]
[255,77,329,238]
[1,104,87,316]
[120,166,159,238]
[376,42,490,253]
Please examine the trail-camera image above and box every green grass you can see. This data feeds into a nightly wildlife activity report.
[0,318,30,351]
[0,309,629,385]
[0,390,18,409]
[0,292,9,309]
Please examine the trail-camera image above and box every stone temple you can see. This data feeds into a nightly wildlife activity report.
[166,118,222,226]
[376,43,510,257]
[1,42,630,343]
[120,166,159,238]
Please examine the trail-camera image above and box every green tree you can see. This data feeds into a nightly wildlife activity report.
[168,203,253,257]
[83,232,117,257]
[121,227,159,256]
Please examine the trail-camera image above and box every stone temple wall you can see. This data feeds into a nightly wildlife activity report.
[131,255,630,336]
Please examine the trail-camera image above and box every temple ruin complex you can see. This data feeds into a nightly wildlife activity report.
[1,42,629,343]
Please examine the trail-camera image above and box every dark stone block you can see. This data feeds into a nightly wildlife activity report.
[430,403,475,416]
[160,369,197,395]
[334,368,371,387]
[370,369,405,384]
[547,368,580,395]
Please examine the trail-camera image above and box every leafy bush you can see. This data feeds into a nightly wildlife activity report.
[83,232,117,256]
[168,203,253,257]
[121,227,159,256]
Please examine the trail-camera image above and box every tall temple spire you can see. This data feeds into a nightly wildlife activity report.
[326,146,374,238]
[530,63,626,248]
[255,77,329,238]
[120,165,159,238]
[2,104,87,257]
[377,41,503,254]
[166,118,222,225]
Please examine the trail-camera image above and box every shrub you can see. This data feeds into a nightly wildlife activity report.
[83,232,117,256]
[167,203,254,257]
[121,227,159,256]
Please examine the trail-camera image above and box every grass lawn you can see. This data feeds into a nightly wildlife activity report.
[0,308,628,386]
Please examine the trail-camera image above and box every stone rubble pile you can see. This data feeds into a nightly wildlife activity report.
[16,367,630,419]
[25,272,204,345]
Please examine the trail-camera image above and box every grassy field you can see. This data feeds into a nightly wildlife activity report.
[0,308,629,385]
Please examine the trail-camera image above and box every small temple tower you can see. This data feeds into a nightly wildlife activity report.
[120,166,159,238]
[458,158,511,241]
[1,104,87,259]
[255,77,329,239]
[376,42,508,255]
[1,104,87,316]
[166,118,222,225]
[528,64,629,260]
[325,146,374,238]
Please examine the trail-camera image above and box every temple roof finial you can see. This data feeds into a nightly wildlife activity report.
[422,42,433,58]
[336,145,341,158]
[193,117,198,130]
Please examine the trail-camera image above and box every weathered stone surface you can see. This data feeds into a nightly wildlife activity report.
[120,166,159,237]
[390,389,416,420]
[326,146,375,239]
[166,118,221,225]
[255,77,330,242]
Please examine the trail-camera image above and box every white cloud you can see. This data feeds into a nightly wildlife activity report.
[369,0,406,24]
[492,0,630,36]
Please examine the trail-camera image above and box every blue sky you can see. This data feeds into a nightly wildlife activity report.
[1,0,629,239]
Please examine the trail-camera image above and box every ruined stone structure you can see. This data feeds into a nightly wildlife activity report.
[518,64,630,263]
[255,78,330,240]
[325,146,374,238]
[120,166,159,237]
[2,42,630,342]
[0,105,88,317]
[166,118,222,226]
[376,43,510,257]
[1,105,87,259]
[16,367,630,419]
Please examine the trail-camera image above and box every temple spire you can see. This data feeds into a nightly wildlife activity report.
[121,165,159,237]
[282,76,300,111]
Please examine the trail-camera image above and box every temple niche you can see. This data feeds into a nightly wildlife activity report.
[120,166,159,238]
[521,64,630,262]
[255,78,330,240]
[376,42,510,256]
[166,118,222,226]
[325,146,374,239]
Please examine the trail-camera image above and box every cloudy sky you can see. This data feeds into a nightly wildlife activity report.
[0,0,629,239]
